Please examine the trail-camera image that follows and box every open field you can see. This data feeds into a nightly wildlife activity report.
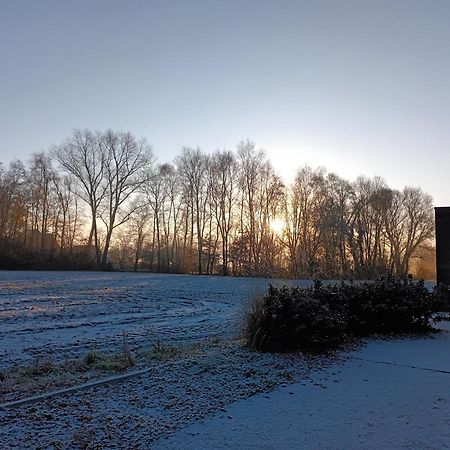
[0,271,338,448]
[0,271,315,370]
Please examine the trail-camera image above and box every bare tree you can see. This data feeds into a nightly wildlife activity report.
[384,187,434,275]
[208,150,237,275]
[176,147,207,274]
[99,130,153,266]
[0,160,26,242]
[144,164,166,271]
[236,140,266,274]
[0,132,437,279]
[347,177,392,277]
[232,141,285,276]
[53,129,107,264]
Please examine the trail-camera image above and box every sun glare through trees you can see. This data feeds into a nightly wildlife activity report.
[0,131,435,279]
[270,217,285,236]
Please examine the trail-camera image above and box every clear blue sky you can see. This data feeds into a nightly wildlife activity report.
[1,0,450,204]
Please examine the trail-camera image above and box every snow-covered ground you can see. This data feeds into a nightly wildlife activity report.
[0,271,313,369]
[0,271,447,449]
[154,323,450,450]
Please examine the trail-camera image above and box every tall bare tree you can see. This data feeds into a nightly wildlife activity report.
[208,150,237,275]
[176,147,207,274]
[0,131,437,278]
[54,129,107,264]
[384,187,434,275]
[99,130,153,266]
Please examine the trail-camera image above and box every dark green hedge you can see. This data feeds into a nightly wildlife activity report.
[244,274,442,352]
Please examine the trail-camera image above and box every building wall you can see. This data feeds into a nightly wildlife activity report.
[435,207,450,285]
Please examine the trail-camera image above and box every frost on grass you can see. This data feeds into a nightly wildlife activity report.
[0,272,331,449]
[0,338,340,449]
[0,271,304,369]
[0,337,190,403]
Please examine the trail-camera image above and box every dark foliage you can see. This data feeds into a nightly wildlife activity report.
[245,274,441,352]
[245,283,347,352]
[344,274,436,335]
[434,284,450,312]
[0,242,110,271]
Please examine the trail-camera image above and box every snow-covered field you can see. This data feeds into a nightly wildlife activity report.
[0,271,312,369]
[1,271,448,449]
[0,271,336,448]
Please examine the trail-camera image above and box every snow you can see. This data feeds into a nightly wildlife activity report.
[0,271,314,369]
[0,271,448,449]
[154,325,450,450]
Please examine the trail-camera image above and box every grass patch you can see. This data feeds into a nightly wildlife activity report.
[81,331,135,371]
[24,358,55,377]
[0,331,138,402]
[80,350,134,372]
[143,341,181,362]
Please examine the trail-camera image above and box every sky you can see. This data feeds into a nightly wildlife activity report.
[1,0,450,205]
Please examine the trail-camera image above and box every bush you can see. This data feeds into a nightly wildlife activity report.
[244,274,440,352]
[245,283,348,352]
[434,284,450,313]
[344,274,436,335]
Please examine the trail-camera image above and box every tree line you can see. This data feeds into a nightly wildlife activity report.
[0,129,435,278]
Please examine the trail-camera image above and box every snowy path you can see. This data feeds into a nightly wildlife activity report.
[153,324,450,450]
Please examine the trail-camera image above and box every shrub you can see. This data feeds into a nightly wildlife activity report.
[434,284,450,313]
[244,283,348,352]
[344,274,436,335]
[244,274,440,352]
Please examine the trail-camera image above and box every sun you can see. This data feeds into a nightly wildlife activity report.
[270,217,285,235]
